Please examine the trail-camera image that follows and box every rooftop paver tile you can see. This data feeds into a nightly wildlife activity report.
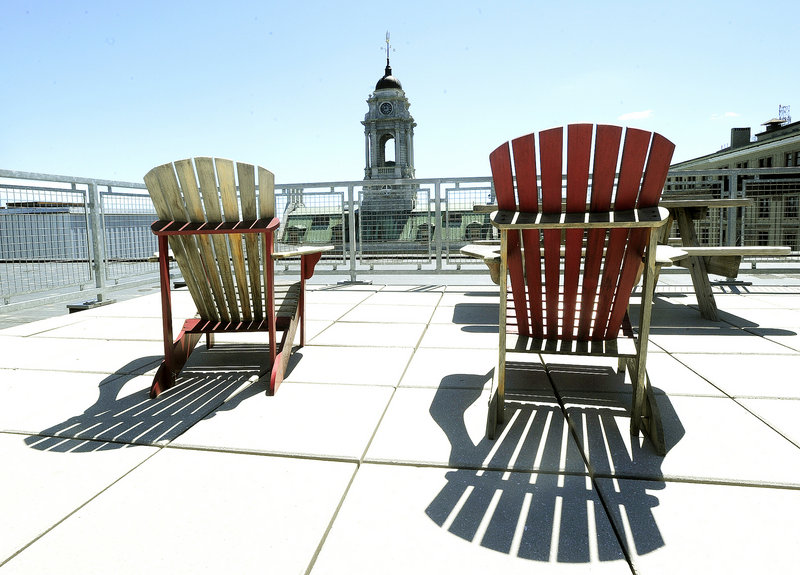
[171,381,393,460]
[742,326,800,352]
[0,336,163,374]
[34,316,165,341]
[304,301,361,321]
[563,393,800,486]
[430,303,500,325]
[673,353,800,398]
[0,314,86,337]
[400,348,552,391]
[366,387,587,474]
[309,320,426,347]
[0,369,127,434]
[543,353,725,397]
[437,288,499,306]
[419,323,499,349]
[362,290,443,306]
[719,306,800,328]
[281,345,412,386]
[0,432,158,564]
[19,370,257,446]
[648,327,796,354]
[737,398,800,448]
[339,303,435,323]
[311,463,628,574]
[595,478,800,575]
[2,448,355,574]
[304,287,378,305]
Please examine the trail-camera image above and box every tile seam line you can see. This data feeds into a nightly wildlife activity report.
[0,445,165,569]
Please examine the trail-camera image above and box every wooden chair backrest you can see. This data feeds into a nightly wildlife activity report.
[144,157,276,324]
[490,124,675,341]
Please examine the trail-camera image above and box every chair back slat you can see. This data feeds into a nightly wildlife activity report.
[173,159,230,322]
[578,125,623,338]
[511,135,543,337]
[194,157,240,321]
[490,142,530,336]
[238,162,264,320]
[538,128,563,338]
[145,164,217,320]
[491,124,675,342]
[215,158,253,320]
[145,157,281,325]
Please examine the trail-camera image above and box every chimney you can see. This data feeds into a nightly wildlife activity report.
[730,127,751,148]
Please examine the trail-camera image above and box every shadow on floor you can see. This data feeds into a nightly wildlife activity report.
[24,343,284,452]
[424,360,680,563]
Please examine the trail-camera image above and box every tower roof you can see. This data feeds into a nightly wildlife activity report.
[375,62,402,90]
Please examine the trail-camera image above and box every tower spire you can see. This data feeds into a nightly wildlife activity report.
[385,31,391,66]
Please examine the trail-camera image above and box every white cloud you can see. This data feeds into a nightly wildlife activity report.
[617,110,653,121]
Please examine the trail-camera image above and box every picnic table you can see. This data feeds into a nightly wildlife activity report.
[463,199,791,321]
[657,197,790,320]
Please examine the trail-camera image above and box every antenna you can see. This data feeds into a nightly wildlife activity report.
[779,104,792,124]
[382,31,394,65]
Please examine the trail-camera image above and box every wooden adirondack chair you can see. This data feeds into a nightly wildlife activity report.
[488,124,675,455]
[144,157,332,398]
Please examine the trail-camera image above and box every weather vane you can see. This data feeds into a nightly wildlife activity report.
[383,31,394,64]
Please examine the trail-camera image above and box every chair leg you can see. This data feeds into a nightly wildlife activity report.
[628,358,666,456]
[150,321,203,398]
[486,359,506,440]
[268,307,300,396]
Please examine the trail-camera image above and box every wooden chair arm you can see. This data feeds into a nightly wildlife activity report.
[272,245,335,260]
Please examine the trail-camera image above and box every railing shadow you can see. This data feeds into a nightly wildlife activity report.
[24,344,270,453]
[424,360,675,563]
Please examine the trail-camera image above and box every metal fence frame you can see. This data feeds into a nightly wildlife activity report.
[2,168,799,311]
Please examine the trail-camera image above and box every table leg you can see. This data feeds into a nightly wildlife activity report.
[676,209,719,321]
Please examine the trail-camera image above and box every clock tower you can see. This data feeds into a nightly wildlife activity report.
[360,33,418,242]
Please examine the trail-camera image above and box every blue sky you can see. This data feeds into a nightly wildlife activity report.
[2,0,797,184]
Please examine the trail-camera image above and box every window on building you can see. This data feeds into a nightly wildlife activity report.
[757,231,769,246]
[796,151,800,166]
[786,153,794,167]
[784,232,798,250]
[757,197,770,218]
[786,196,799,219]
[758,157,773,168]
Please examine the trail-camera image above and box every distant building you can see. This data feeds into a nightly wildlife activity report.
[668,115,800,250]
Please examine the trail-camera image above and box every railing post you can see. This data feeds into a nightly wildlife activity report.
[434,181,443,271]
[87,182,108,301]
[726,171,737,247]
[348,184,358,283]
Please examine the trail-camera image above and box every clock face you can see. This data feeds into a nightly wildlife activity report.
[379,102,393,115]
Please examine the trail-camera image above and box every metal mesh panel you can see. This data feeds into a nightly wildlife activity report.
[742,179,800,251]
[101,191,159,282]
[357,185,431,266]
[276,188,347,267]
[0,185,92,300]
[444,185,496,264]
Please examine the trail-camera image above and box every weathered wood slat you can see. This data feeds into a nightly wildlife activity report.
[216,158,252,320]
[195,157,240,322]
[238,162,263,320]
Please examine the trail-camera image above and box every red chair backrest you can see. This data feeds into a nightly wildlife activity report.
[490,124,675,341]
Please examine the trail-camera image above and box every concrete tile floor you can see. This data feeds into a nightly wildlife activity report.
[1,282,800,573]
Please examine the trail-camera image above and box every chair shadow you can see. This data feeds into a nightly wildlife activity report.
[424,360,680,563]
[24,343,279,453]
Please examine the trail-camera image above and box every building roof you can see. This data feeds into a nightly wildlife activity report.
[375,62,402,90]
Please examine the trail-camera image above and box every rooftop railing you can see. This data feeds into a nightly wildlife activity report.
[1,167,798,311]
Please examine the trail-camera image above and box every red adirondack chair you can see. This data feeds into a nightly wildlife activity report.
[144,157,332,398]
[488,124,675,455]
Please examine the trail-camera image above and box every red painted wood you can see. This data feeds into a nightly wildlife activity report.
[512,135,543,338]
[561,125,593,338]
[592,127,650,339]
[578,125,622,339]
[638,133,676,207]
[490,142,529,336]
[538,127,563,338]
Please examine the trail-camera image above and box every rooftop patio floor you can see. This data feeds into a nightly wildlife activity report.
[1,278,800,573]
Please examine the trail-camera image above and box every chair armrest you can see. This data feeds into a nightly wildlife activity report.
[272,245,335,260]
